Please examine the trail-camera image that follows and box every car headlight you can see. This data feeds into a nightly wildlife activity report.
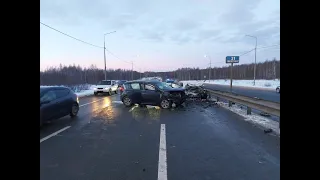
[94,88,97,90]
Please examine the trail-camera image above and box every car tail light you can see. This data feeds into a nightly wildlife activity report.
[120,86,124,91]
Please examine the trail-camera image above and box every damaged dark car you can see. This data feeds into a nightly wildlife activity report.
[185,83,209,100]
[121,80,186,109]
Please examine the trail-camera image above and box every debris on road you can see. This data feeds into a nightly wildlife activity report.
[260,112,271,117]
[264,129,273,134]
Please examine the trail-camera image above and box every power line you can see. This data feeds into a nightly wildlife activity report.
[40,22,103,49]
[257,44,280,49]
[40,21,133,65]
[239,44,280,56]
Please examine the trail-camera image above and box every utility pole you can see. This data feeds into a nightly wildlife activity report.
[209,59,212,82]
[254,37,257,85]
[230,63,233,92]
[140,68,142,79]
[245,35,257,85]
[103,31,116,80]
[103,38,107,80]
[131,61,134,80]
[273,59,276,79]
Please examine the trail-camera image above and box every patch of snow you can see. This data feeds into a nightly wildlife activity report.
[216,101,280,136]
[76,90,94,97]
[180,80,204,87]
[181,79,280,90]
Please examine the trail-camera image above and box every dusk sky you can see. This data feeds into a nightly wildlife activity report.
[40,0,280,72]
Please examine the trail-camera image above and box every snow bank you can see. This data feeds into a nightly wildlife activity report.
[75,85,96,97]
[76,89,94,97]
[181,79,280,90]
[216,101,280,136]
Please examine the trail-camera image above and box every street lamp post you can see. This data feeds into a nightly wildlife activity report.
[204,55,212,82]
[103,31,116,80]
[245,35,257,85]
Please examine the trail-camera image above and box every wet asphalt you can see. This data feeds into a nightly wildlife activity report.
[203,83,280,103]
[40,94,280,180]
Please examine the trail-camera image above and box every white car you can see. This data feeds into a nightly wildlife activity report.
[276,86,280,93]
[94,80,118,96]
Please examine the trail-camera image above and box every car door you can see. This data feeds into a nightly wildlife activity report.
[40,90,59,122]
[54,89,72,117]
[127,82,143,104]
[142,83,161,105]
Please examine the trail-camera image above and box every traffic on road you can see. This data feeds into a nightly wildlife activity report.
[40,86,280,180]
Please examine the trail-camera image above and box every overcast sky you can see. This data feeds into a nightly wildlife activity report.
[40,0,280,72]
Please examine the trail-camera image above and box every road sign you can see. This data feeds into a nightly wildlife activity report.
[226,56,240,63]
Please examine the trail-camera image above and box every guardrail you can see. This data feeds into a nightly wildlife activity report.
[205,89,280,128]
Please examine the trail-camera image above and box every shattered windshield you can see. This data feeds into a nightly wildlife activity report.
[155,82,172,90]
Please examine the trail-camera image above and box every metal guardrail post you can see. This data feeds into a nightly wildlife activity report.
[247,107,252,115]
[216,97,219,102]
[228,101,232,107]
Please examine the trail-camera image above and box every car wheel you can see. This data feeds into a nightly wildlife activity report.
[276,88,280,93]
[114,90,118,94]
[109,89,112,96]
[123,96,133,107]
[70,103,79,118]
[160,99,172,109]
[94,92,98,96]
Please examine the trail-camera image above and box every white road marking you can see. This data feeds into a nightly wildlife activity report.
[79,98,105,107]
[40,126,71,143]
[112,101,123,104]
[157,124,168,180]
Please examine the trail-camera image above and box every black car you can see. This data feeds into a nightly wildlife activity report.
[120,80,186,109]
[40,86,80,127]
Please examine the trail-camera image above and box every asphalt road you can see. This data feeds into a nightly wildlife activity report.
[40,94,280,180]
[203,83,280,103]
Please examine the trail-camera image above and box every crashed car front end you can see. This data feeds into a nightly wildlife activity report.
[162,90,187,105]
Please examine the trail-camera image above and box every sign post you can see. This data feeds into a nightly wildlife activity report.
[226,56,240,92]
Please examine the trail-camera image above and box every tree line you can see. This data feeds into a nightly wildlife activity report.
[40,59,280,86]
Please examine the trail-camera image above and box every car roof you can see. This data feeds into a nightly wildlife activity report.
[125,80,161,84]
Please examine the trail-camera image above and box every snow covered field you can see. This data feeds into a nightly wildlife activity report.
[181,79,280,90]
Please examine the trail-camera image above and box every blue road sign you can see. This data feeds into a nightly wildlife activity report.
[226,56,240,63]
